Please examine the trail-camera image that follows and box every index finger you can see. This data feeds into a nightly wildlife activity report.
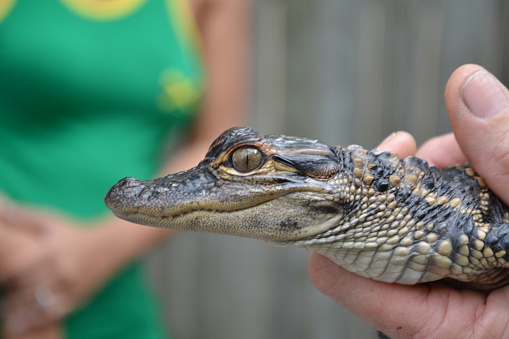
[416,133,467,168]
[377,131,416,158]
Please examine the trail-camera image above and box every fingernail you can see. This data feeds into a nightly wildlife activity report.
[461,71,509,119]
[381,132,398,144]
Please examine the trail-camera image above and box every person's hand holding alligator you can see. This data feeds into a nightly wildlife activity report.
[308,64,509,339]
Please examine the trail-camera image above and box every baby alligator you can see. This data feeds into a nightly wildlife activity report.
[105,127,509,290]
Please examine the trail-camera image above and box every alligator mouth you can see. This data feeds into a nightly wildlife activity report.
[105,172,339,241]
[119,206,244,223]
[105,175,330,220]
[110,192,288,226]
[105,178,286,221]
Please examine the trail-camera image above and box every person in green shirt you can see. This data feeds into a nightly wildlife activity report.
[0,0,249,338]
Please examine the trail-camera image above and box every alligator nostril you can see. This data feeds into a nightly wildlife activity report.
[118,177,141,189]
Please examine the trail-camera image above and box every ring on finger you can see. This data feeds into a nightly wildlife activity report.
[34,285,54,309]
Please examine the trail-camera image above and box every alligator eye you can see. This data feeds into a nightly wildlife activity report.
[230,147,263,173]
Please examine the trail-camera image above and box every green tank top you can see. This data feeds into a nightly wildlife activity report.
[0,0,203,337]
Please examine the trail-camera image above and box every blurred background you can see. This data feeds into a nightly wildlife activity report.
[147,1,509,338]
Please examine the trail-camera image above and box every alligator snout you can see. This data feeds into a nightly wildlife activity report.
[104,177,146,212]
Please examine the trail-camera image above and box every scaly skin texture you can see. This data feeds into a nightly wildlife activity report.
[105,127,509,290]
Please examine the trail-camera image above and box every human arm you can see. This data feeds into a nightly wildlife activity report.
[308,64,509,339]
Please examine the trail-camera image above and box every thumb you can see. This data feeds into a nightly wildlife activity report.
[445,64,509,203]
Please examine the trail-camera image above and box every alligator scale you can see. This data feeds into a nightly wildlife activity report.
[105,127,509,290]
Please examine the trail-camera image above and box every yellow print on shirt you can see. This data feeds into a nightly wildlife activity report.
[157,69,201,115]
[59,0,147,21]
[0,0,17,23]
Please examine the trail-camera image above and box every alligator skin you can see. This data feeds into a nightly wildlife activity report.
[105,127,509,290]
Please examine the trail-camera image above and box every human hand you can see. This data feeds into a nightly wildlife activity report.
[308,64,509,339]
[0,200,63,338]
[1,207,119,333]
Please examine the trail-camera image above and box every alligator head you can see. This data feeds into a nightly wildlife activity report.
[105,127,346,243]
